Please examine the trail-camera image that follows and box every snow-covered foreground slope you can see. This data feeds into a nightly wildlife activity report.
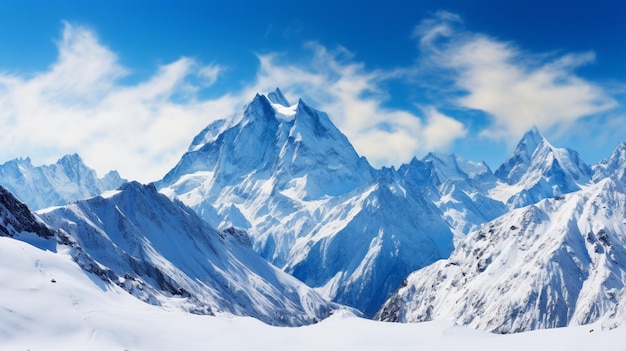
[2,237,625,351]
[378,178,626,332]
[38,181,339,326]
[0,153,125,210]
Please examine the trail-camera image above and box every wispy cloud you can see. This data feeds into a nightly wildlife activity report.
[8,14,616,183]
[414,11,617,140]
[0,22,466,181]
[0,23,230,183]
[245,43,466,167]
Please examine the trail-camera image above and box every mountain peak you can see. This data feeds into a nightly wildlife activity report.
[519,126,546,153]
[58,153,83,164]
[267,87,290,107]
[0,154,126,210]
[495,126,591,207]
[593,141,626,182]
[378,177,626,332]
[40,177,339,326]
[495,127,548,184]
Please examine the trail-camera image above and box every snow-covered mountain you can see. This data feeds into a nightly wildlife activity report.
[0,153,125,210]
[593,142,626,183]
[3,230,625,351]
[3,86,626,336]
[157,89,454,316]
[492,127,592,208]
[410,153,508,237]
[5,181,626,349]
[38,181,339,326]
[377,177,626,332]
[0,185,55,242]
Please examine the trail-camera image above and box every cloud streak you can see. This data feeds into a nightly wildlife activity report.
[246,43,466,167]
[414,11,617,140]
[0,22,467,182]
[2,15,617,183]
[0,23,230,183]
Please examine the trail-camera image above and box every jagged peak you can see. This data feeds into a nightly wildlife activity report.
[57,153,83,163]
[292,98,340,139]
[103,169,122,179]
[295,98,326,122]
[244,93,275,118]
[267,87,290,107]
[56,153,88,171]
[518,126,548,154]
[1,156,33,167]
[495,126,550,183]
[120,180,156,194]
[604,142,626,167]
[610,141,626,156]
[593,141,626,182]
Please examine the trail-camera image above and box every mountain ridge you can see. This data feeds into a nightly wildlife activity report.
[157,89,454,316]
[377,177,626,332]
[3,88,626,332]
[0,153,126,210]
[37,180,342,326]
[156,89,626,319]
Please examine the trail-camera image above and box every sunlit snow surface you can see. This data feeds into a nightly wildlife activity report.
[378,178,626,332]
[1,236,625,350]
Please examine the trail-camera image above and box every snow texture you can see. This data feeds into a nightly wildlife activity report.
[378,178,626,333]
[157,90,454,316]
[3,88,626,337]
[1,234,625,350]
[38,181,340,326]
[156,92,626,319]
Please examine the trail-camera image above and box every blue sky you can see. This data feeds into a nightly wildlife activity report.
[0,0,624,182]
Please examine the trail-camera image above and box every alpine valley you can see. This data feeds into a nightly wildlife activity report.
[1,89,626,348]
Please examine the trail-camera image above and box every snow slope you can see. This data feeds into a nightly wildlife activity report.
[378,178,626,333]
[0,153,125,210]
[38,181,340,326]
[157,89,454,316]
[1,235,625,350]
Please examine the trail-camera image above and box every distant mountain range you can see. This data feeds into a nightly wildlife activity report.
[0,153,125,210]
[1,88,626,332]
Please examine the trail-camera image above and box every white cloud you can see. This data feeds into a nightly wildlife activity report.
[414,13,617,141]
[244,43,465,167]
[198,64,223,87]
[0,23,231,183]
[0,22,469,182]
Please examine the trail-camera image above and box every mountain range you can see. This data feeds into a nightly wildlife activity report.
[1,88,626,332]
[0,153,125,210]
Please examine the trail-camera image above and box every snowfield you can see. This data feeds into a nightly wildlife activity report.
[1,236,625,350]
